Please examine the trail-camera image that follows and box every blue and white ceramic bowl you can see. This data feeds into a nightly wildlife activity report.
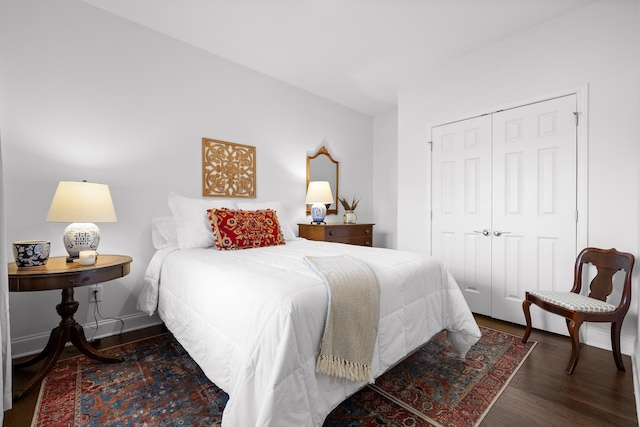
[12,240,51,268]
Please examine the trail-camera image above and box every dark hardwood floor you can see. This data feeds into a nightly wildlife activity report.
[4,317,637,426]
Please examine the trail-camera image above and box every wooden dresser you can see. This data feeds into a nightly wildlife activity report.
[298,223,374,247]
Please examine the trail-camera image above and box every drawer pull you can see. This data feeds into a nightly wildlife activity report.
[329,231,334,236]
[68,276,90,286]
[365,229,370,234]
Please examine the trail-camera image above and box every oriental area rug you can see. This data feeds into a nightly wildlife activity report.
[32,327,535,427]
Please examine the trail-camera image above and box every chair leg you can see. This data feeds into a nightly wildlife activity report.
[611,321,625,371]
[566,318,583,374]
[521,300,533,343]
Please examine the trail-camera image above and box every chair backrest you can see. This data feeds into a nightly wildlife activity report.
[573,247,635,310]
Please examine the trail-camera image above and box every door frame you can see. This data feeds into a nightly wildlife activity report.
[428,84,635,355]
[428,84,589,256]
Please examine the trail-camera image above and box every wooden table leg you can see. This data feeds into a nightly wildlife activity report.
[13,324,68,401]
[70,322,123,364]
[13,287,123,401]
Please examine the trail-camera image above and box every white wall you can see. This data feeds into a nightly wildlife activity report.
[636,2,640,422]
[397,0,639,353]
[0,0,373,356]
[372,110,398,249]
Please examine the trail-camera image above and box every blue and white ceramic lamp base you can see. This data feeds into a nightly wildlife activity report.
[63,222,101,260]
[310,203,327,224]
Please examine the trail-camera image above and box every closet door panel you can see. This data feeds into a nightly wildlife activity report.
[432,115,493,316]
[491,95,577,331]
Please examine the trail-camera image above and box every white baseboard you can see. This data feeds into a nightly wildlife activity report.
[11,312,163,359]
[584,324,634,356]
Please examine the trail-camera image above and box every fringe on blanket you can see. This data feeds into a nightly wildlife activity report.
[316,354,374,383]
[305,254,380,384]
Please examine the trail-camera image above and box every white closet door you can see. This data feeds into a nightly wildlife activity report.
[431,95,577,332]
[491,95,577,331]
[432,115,493,316]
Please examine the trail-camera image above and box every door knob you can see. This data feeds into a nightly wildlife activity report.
[493,230,511,237]
[473,229,491,236]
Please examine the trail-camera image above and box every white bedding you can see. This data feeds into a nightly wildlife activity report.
[138,238,481,427]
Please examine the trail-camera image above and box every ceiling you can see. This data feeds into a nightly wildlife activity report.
[80,0,596,116]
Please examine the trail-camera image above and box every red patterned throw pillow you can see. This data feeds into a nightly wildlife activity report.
[207,208,285,250]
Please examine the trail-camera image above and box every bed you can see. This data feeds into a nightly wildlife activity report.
[137,193,481,427]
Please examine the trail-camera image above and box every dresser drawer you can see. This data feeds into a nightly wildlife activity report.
[325,224,372,240]
[298,223,374,247]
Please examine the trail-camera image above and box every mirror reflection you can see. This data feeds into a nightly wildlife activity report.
[306,146,339,215]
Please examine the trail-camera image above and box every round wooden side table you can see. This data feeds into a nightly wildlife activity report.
[8,254,132,401]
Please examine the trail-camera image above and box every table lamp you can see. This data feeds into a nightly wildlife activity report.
[46,181,117,262]
[305,181,333,224]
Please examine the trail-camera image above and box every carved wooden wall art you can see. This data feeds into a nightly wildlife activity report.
[202,138,256,198]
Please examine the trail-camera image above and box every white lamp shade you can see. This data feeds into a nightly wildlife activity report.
[46,181,117,260]
[306,181,333,224]
[305,181,334,205]
[46,181,117,223]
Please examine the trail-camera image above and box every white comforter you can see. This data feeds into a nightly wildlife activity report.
[138,239,480,427]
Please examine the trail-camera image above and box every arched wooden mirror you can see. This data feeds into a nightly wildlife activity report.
[306,146,339,215]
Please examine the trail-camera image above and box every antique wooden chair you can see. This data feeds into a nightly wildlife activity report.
[522,247,635,374]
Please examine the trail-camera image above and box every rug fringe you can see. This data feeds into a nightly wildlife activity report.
[316,354,374,383]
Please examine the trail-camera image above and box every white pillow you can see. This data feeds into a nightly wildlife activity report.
[168,192,238,249]
[151,217,178,249]
[236,201,297,241]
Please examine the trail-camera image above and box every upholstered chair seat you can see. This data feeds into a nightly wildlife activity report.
[527,290,617,313]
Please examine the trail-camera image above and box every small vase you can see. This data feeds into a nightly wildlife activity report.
[343,210,357,224]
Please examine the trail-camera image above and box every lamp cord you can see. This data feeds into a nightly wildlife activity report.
[89,293,125,342]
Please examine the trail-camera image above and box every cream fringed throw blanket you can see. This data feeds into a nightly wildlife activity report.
[305,255,380,383]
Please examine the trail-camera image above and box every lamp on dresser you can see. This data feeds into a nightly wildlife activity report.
[46,180,117,262]
[305,181,334,224]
